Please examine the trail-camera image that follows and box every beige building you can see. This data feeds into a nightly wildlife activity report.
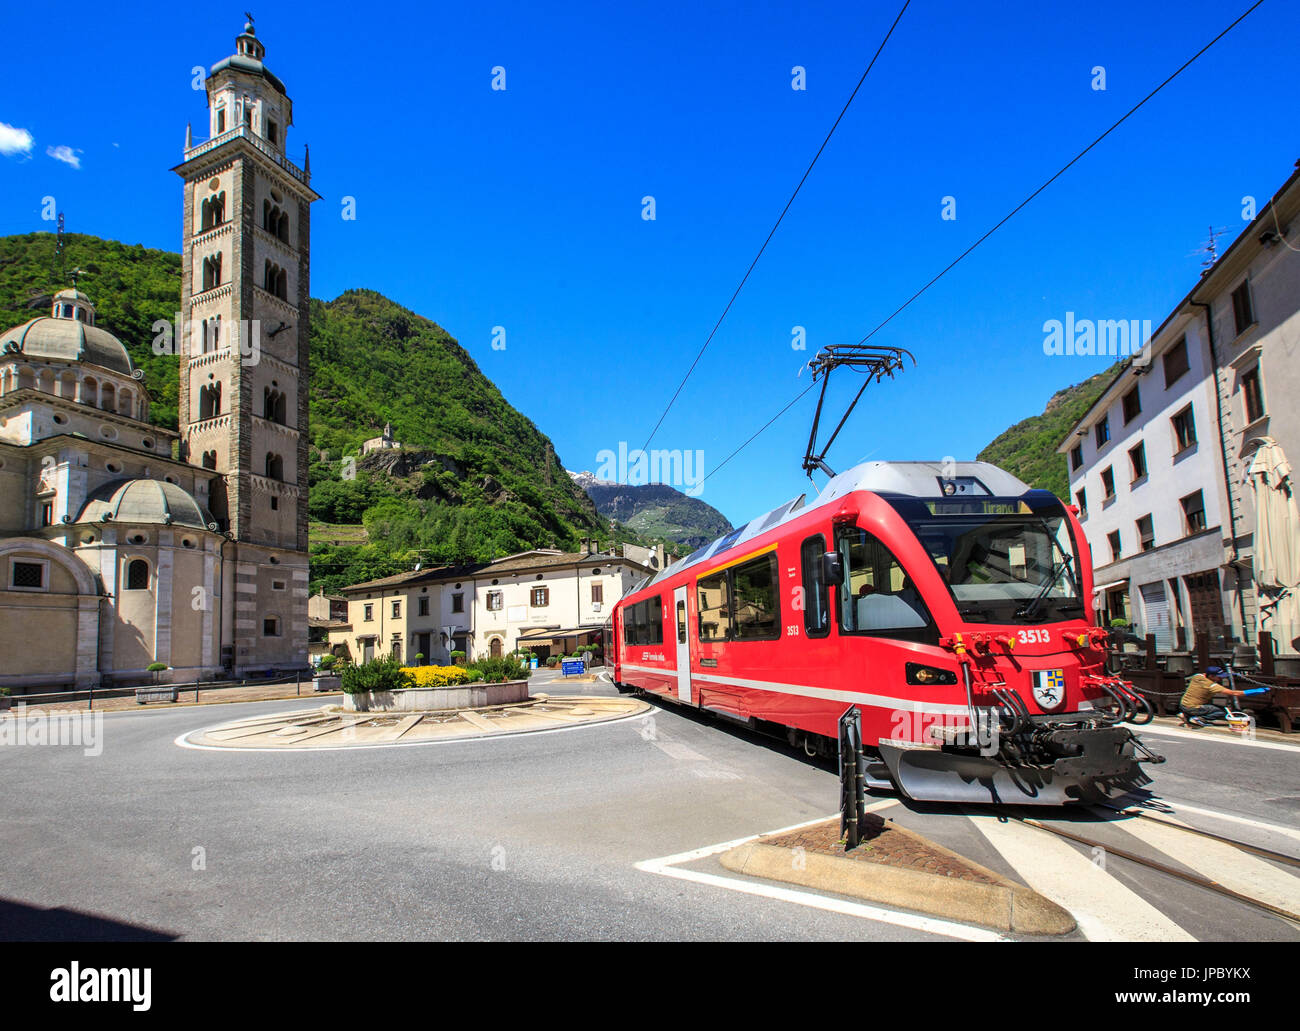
[1059,160,1300,653]
[0,22,315,691]
[328,544,654,665]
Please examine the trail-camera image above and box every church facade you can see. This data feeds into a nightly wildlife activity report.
[0,23,314,692]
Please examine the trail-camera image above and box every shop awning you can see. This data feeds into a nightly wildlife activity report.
[521,639,553,647]
[1092,578,1129,595]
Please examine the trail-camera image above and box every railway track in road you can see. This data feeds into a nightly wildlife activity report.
[1011,805,1300,924]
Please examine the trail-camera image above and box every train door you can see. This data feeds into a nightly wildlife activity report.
[673,585,691,703]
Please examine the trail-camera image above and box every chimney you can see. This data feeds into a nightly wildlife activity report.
[579,537,589,554]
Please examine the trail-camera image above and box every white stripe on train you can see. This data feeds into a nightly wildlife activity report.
[619,662,978,718]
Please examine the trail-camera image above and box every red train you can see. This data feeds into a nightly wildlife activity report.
[613,460,1163,805]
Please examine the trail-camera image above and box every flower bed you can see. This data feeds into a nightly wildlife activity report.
[343,679,530,712]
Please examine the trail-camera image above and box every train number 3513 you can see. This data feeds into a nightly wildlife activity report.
[1017,628,1051,644]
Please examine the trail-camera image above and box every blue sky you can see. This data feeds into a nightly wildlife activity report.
[1,1,1294,528]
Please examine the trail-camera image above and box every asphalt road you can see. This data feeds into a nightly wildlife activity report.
[1,673,1297,941]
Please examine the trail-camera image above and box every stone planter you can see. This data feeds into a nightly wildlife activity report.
[342,679,531,712]
[313,674,342,693]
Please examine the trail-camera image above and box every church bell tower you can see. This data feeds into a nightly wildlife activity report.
[174,18,318,672]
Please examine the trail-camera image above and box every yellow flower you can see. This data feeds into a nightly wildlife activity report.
[401,665,470,687]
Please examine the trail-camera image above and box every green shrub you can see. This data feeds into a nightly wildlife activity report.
[317,654,338,671]
[464,669,485,683]
[466,655,528,683]
[340,655,414,694]
[146,662,168,672]
[1109,618,1130,628]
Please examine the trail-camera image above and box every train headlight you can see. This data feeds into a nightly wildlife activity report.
[906,662,958,686]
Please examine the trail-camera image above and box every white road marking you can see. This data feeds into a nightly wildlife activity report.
[1138,722,1300,752]
[965,811,1195,942]
[1137,798,1300,843]
[1110,812,1300,918]
[634,802,1010,942]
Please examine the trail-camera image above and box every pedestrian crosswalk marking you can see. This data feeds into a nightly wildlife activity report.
[964,810,1195,942]
[1110,811,1300,919]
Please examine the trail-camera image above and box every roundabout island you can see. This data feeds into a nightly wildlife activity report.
[179,693,651,750]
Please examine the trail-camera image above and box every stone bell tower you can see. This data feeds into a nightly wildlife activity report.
[174,18,318,672]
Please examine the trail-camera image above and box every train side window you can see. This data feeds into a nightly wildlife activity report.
[800,534,829,637]
[732,552,780,640]
[647,595,664,645]
[676,601,687,644]
[630,600,646,646]
[834,525,935,642]
[697,571,731,642]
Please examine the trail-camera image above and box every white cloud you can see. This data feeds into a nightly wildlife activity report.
[46,144,81,169]
[0,122,34,158]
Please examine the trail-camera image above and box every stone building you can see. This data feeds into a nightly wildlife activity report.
[0,22,315,691]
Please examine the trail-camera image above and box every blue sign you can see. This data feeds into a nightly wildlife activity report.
[561,660,584,676]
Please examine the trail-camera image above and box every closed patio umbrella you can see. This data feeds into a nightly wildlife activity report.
[1246,438,1300,654]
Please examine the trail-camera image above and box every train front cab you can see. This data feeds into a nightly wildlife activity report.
[842,487,1163,804]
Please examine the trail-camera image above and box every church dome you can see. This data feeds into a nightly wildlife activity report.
[77,478,214,530]
[0,287,135,377]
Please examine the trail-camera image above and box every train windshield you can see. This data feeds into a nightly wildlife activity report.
[882,495,1084,624]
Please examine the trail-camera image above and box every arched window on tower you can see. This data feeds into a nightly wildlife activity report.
[202,253,223,291]
[265,453,284,480]
[198,382,222,420]
[125,559,150,591]
[277,210,290,243]
[264,387,287,425]
[201,450,218,470]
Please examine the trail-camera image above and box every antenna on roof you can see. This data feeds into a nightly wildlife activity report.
[801,344,915,481]
[1190,224,1229,272]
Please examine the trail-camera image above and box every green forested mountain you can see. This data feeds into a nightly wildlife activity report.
[976,365,1120,499]
[0,232,183,427]
[0,232,622,591]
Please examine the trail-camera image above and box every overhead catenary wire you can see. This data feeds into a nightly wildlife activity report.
[853,0,1267,348]
[638,0,912,455]
[699,0,1268,485]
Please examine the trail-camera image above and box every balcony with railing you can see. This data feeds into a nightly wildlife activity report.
[183,125,308,185]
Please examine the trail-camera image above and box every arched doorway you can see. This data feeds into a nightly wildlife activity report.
[490,637,503,659]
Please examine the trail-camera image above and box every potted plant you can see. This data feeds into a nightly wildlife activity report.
[450,649,466,666]
[313,653,341,693]
[146,662,168,684]
[414,652,426,666]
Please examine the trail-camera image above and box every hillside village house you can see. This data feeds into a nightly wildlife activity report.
[327,540,660,665]
[1060,161,1300,655]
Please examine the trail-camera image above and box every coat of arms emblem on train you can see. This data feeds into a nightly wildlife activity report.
[1031,670,1066,711]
